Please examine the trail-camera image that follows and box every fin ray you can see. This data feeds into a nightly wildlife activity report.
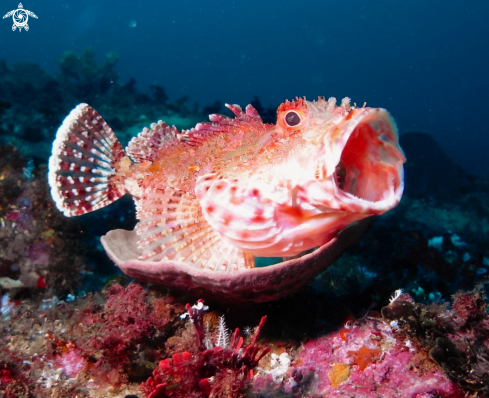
[179,103,270,146]
[126,121,180,163]
[48,103,126,216]
[135,188,255,271]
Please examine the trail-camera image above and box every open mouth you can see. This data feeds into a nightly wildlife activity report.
[334,110,405,203]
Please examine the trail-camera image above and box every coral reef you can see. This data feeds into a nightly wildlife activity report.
[383,288,489,392]
[142,300,270,398]
[0,145,87,294]
[0,282,184,397]
[2,276,489,396]
[252,289,489,397]
[292,315,464,397]
[0,49,204,165]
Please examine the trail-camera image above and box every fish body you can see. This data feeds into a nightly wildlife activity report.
[49,97,405,272]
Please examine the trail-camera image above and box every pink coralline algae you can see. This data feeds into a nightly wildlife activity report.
[54,343,87,378]
[300,320,463,398]
[295,317,464,397]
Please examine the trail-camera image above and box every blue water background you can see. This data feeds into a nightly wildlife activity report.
[1,0,488,175]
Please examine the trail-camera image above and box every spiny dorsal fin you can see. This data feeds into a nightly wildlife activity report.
[126,121,180,163]
[179,103,269,146]
[48,103,126,216]
[135,188,255,271]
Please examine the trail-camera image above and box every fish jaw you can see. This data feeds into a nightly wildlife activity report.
[196,103,405,258]
[316,106,405,212]
[230,206,372,258]
[196,175,372,257]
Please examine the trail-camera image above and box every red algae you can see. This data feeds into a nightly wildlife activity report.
[141,301,270,398]
[1,278,489,397]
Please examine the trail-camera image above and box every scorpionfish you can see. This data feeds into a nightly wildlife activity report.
[48,97,405,272]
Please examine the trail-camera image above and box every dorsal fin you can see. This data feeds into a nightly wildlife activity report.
[126,121,180,163]
[178,103,270,146]
[135,188,255,271]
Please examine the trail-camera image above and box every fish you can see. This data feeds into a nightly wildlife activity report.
[48,96,405,273]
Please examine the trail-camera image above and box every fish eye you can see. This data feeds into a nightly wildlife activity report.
[284,111,301,127]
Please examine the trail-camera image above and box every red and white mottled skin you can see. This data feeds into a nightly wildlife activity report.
[117,96,405,257]
[48,96,404,299]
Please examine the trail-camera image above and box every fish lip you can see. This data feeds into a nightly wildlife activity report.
[327,107,405,209]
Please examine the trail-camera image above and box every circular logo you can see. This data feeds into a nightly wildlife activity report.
[3,3,38,32]
[13,9,27,27]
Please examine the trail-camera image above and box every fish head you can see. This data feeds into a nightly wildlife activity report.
[274,97,405,211]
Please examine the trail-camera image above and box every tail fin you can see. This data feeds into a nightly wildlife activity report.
[48,103,126,217]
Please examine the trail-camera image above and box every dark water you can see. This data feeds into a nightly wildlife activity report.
[1,0,488,175]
